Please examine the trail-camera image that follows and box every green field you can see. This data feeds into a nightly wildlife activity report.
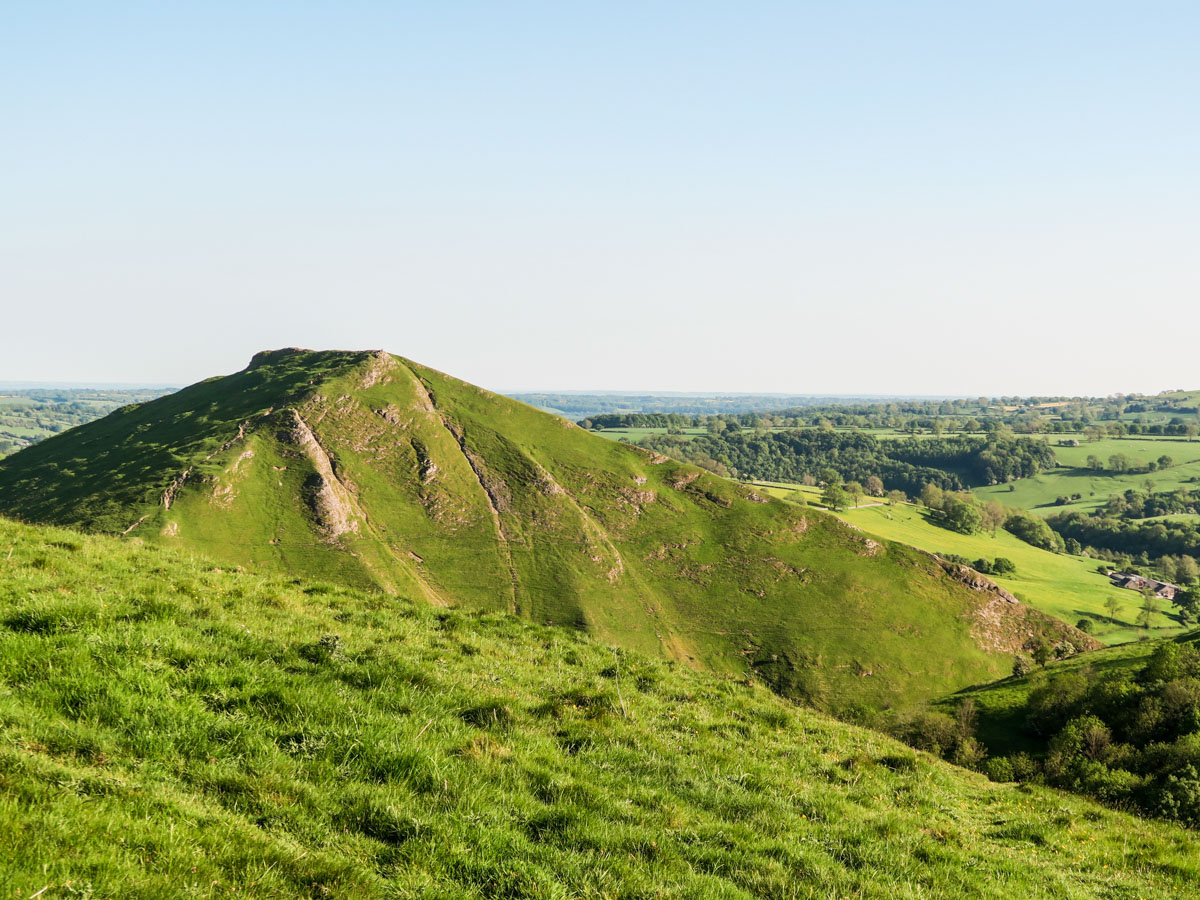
[1,515,1198,898]
[973,437,1200,516]
[752,483,1183,644]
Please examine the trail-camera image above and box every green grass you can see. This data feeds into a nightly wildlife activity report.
[1,516,1198,899]
[0,350,1089,712]
[0,388,172,457]
[752,483,1183,644]
[973,438,1200,517]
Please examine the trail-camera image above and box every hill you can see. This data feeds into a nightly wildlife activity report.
[0,516,1196,898]
[0,386,173,457]
[752,484,1184,644]
[0,349,1092,711]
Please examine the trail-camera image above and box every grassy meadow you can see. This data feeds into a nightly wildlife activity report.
[1,516,1199,898]
[973,437,1200,516]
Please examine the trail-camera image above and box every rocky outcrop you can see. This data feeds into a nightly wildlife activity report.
[280,409,361,539]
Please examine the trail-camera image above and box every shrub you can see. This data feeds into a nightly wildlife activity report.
[991,557,1017,575]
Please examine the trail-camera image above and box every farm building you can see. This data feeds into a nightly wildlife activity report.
[1107,571,1179,601]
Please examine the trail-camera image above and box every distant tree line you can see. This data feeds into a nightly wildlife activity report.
[637,431,1055,497]
[1047,512,1200,566]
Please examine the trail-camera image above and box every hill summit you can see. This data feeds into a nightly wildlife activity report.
[0,349,1093,708]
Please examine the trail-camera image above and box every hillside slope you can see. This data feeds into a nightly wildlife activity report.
[0,349,1093,709]
[0,517,1195,899]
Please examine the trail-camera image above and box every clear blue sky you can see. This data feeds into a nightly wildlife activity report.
[3,2,1198,395]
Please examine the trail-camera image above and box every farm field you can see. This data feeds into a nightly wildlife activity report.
[751,482,1184,644]
[973,463,1200,517]
[971,437,1200,516]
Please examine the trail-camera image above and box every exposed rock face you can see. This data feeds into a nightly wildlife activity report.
[281,409,360,538]
[928,554,1103,656]
[359,350,396,388]
[937,559,1021,604]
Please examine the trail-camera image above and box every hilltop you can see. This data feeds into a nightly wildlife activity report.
[0,349,1091,710]
[0,517,1195,899]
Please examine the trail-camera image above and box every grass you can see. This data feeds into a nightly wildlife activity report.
[972,438,1200,517]
[0,389,172,457]
[752,483,1183,643]
[1,516,1198,898]
[0,350,1087,713]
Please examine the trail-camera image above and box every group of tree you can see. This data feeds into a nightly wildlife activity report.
[1096,487,1200,520]
[1083,453,1178,474]
[1047,512,1200,568]
[939,553,1017,577]
[971,642,1200,828]
[572,389,1200,439]
[635,431,1056,498]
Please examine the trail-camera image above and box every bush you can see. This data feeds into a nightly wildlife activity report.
[992,557,1017,575]
[1076,619,1095,634]
[1012,655,1034,678]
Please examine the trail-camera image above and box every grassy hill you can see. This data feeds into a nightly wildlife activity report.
[0,349,1092,712]
[0,387,173,457]
[0,516,1196,899]
[752,484,1183,643]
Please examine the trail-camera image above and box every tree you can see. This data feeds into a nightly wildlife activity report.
[920,484,945,511]
[1108,453,1131,473]
[821,483,849,510]
[942,497,983,534]
[1104,595,1122,623]
[885,489,907,505]
[1173,588,1199,625]
[1032,642,1053,667]
[1012,655,1034,677]
[992,557,1017,575]
[1087,454,1104,470]
[1175,555,1199,585]
[865,475,884,497]
[845,480,864,508]
[980,501,1006,535]
[1137,591,1161,628]
[818,467,841,487]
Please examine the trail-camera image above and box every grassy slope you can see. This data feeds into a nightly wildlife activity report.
[940,631,1200,760]
[753,484,1183,643]
[0,518,1197,899]
[0,350,1090,712]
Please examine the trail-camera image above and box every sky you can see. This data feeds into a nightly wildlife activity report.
[3,2,1198,396]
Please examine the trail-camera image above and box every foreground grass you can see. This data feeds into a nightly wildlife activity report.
[0,518,1198,898]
